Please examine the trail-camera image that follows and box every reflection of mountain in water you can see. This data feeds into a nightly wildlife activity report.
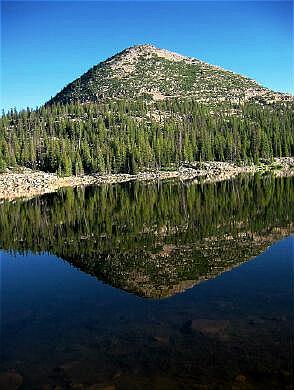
[60,228,291,298]
[0,176,293,298]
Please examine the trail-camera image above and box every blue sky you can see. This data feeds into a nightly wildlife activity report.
[1,1,292,111]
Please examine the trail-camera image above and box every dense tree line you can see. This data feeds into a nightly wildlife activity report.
[0,99,293,175]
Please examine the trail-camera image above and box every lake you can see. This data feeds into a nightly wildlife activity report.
[0,175,293,390]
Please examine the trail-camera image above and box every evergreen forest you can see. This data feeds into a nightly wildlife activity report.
[0,99,293,176]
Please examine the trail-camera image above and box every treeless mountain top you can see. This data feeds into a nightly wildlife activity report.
[48,44,292,105]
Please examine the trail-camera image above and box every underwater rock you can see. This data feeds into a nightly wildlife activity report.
[0,370,23,390]
[191,319,230,335]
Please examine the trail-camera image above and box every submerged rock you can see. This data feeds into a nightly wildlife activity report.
[0,370,23,390]
[191,319,230,335]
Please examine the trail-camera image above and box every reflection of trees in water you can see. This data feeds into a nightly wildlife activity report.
[0,175,293,297]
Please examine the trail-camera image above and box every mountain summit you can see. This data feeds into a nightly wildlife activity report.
[1,45,293,178]
[49,44,289,105]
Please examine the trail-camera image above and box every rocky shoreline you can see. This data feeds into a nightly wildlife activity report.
[0,157,293,201]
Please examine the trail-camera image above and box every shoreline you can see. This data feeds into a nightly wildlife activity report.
[0,157,293,201]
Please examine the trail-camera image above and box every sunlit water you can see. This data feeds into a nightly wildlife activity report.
[0,175,293,389]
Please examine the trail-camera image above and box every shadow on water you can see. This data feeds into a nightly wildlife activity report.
[0,175,293,389]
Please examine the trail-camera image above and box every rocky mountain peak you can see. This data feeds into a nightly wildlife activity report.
[48,45,292,105]
[108,44,195,67]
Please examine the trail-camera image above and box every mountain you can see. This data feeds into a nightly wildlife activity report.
[1,45,293,176]
[48,44,291,105]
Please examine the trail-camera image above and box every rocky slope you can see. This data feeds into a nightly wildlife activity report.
[48,44,292,105]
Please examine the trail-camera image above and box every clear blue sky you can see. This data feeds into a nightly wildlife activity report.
[1,1,292,111]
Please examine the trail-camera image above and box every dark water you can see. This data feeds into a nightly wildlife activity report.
[0,175,293,389]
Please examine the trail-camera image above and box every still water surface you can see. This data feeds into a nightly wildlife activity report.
[0,175,293,389]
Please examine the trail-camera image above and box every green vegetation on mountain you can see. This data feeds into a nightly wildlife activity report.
[1,100,293,176]
[0,45,293,176]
